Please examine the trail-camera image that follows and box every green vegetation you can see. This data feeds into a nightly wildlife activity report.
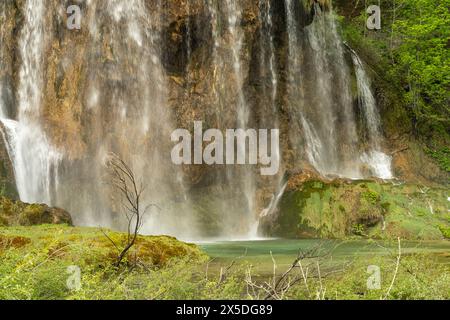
[439,225,450,239]
[0,224,448,299]
[426,147,450,172]
[268,179,449,240]
[290,253,449,300]
[0,0,448,301]
[0,225,207,299]
[339,0,450,172]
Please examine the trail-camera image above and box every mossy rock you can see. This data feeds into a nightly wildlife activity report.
[261,177,450,240]
[0,197,72,227]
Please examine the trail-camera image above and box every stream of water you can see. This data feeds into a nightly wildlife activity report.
[201,239,450,274]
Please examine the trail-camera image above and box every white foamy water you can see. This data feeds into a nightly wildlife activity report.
[361,151,393,180]
[0,0,62,205]
[352,52,393,179]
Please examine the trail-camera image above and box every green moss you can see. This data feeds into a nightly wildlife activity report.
[439,225,450,239]
[426,147,450,172]
[267,179,449,240]
[380,202,390,212]
[0,197,72,227]
[352,224,365,236]
[18,204,45,225]
[0,225,206,268]
[362,190,380,205]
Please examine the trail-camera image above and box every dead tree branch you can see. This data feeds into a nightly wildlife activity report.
[105,153,153,267]
[245,242,341,300]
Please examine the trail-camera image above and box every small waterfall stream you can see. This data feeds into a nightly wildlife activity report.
[352,54,393,179]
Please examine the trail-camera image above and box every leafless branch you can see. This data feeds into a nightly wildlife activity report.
[383,237,402,299]
[244,242,340,300]
[104,152,155,268]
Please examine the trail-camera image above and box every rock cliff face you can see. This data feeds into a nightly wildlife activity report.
[0,0,447,239]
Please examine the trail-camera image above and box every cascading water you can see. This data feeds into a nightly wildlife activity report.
[203,0,259,238]
[283,1,392,180]
[258,0,278,114]
[302,4,361,178]
[254,0,285,235]
[0,0,393,240]
[1,0,61,204]
[352,54,393,179]
[62,0,196,237]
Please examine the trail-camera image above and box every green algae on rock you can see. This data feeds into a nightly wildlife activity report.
[260,174,450,240]
[0,197,72,227]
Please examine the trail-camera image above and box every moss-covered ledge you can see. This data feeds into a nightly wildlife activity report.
[0,197,73,227]
[0,225,207,268]
[260,176,450,240]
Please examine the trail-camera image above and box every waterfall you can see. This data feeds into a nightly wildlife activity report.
[284,0,346,176]
[203,0,259,238]
[228,0,259,234]
[0,0,393,240]
[260,181,288,219]
[72,0,196,236]
[283,2,392,179]
[0,0,62,204]
[303,5,361,178]
[352,54,393,179]
[258,0,278,113]
[352,55,383,148]
[225,0,248,127]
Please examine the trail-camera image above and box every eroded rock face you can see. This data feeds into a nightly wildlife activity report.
[0,0,316,164]
[0,197,73,227]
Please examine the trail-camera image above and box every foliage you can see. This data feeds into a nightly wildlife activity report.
[390,0,449,119]
[362,190,380,205]
[0,225,448,300]
[340,0,450,172]
[426,147,450,172]
[352,223,366,236]
[439,225,450,239]
[289,253,449,300]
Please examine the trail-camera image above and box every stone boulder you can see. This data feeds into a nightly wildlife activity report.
[0,197,73,227]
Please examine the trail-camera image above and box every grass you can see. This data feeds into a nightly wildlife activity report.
[0,224,206,267]
[0,224,448,300]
